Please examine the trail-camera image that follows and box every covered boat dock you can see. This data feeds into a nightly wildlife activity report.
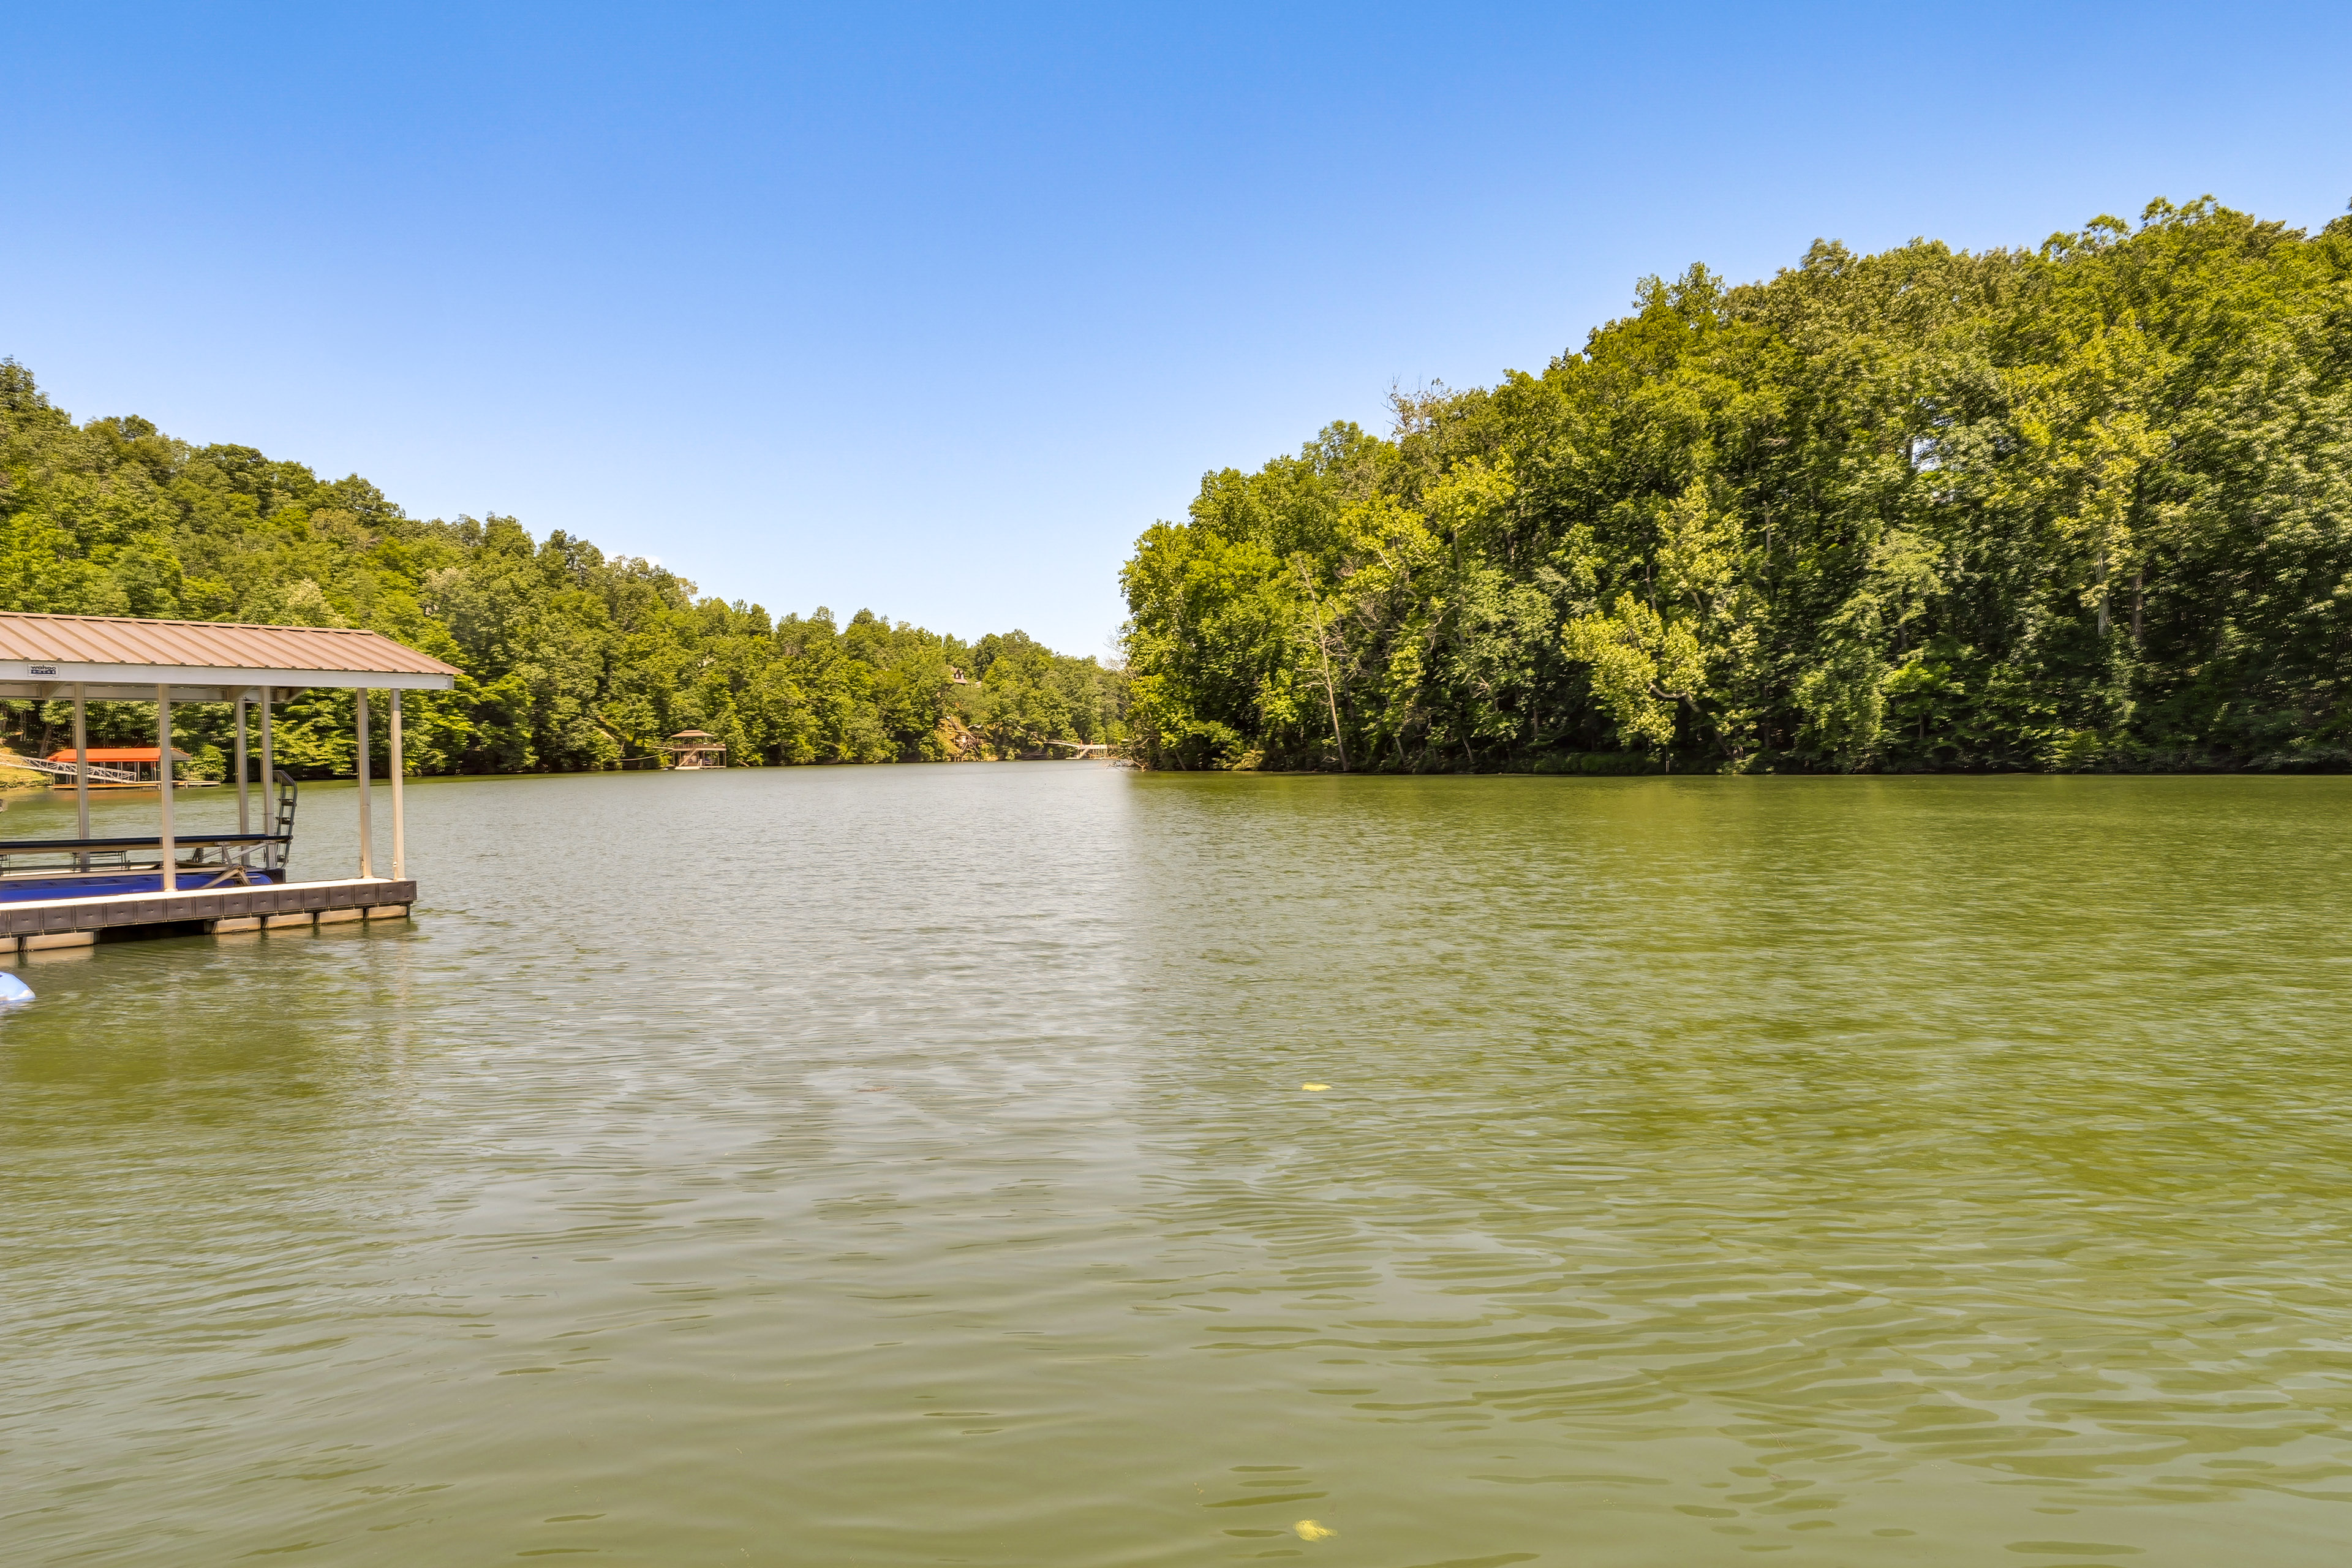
[0,612,459,956]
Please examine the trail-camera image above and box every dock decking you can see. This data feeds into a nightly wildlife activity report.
[0,876,417,956]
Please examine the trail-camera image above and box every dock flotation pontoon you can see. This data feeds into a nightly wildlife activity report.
[0,612,459,954]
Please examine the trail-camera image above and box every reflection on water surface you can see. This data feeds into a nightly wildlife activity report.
[5,768,2352,1564]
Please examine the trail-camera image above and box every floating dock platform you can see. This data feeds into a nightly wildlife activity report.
[0,877,418,957]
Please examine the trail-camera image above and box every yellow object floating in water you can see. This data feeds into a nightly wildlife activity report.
[1302,1083,1329,1091]
[1294,1519,1337,1540]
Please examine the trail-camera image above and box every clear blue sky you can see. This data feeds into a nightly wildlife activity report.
[6,4,2348,656]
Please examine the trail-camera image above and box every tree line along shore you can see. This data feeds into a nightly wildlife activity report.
[12,197,2347,783]
[1122,198,2352,773]
[0,361,1124,780]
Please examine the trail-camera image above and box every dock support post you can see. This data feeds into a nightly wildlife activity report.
[72,684,89,870]
[156,684,176,894]
[389,690,404,881]
[356,689,372,880]
[235,693,249,835]
[259,687,277,875]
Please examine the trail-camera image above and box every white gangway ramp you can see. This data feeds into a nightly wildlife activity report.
[0,753,141,785]
[0,612,460,954]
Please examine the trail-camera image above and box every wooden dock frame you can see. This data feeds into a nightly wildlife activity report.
[0,876,419,959]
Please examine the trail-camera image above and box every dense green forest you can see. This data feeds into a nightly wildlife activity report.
[1124,198,2352,772]
[0,363,1122,779]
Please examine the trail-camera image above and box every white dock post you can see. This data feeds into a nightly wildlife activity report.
[389,690,405,881]
[258,687,278,878]
[72,684,89,870]
[356,689,373,880]
[235,693,249,835]
[156,685,176,894]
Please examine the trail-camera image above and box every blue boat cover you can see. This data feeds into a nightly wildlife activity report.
[0,872,283,903]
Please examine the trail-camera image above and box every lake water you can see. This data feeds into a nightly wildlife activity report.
[6,767,2352,1566]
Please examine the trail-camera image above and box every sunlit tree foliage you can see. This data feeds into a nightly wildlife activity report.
[0,366,1123,777]
[1125,199,2352,772]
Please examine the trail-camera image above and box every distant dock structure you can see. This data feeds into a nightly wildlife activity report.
[662,730,727,770]
[0,612,459,958]
[1042,739,1121,761]
[29,746,200,788]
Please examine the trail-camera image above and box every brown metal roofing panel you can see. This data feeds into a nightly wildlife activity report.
[0,612,461,676]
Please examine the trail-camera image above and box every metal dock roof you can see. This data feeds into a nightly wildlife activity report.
[0,612,459,699]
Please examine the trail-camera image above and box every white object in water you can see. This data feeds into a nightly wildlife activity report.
[0,971,34,1003]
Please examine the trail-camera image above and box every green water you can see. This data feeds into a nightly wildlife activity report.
[6,769,2352,1566]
